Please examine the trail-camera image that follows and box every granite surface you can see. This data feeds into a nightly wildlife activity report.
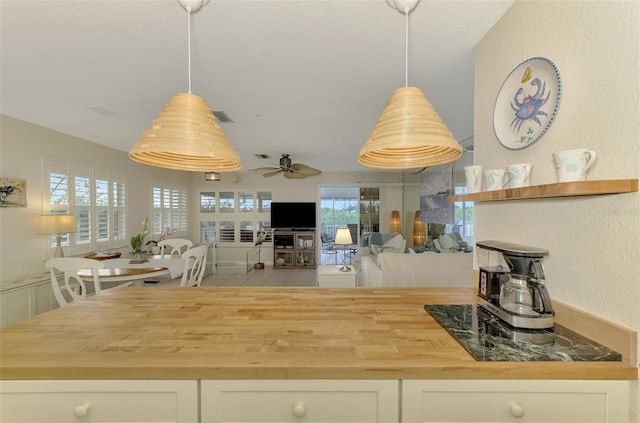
[425,304,622,362]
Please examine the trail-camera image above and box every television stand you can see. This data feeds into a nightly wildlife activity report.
[273,229,316,269]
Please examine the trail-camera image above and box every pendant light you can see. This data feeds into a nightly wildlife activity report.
[129,0,242,172]
[358,0,463,169]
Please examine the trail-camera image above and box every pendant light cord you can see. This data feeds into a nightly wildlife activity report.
[405,6,409,87]
[187,5,192,94]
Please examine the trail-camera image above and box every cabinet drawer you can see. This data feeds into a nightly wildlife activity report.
[0,380,198,423]
[402,380,629,422]
[202,379,399,422]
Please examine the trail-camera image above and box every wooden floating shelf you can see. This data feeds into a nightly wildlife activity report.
[448,179,638,203]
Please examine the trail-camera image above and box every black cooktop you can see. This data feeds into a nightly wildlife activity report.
[425,304,622,362]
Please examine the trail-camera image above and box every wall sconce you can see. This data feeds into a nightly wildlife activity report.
[334,227,353,272]
[38,214,77,258]
[389,210,401,233]
[413,211,426,247]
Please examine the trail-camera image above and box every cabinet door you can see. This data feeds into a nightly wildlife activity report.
[35,281,57,315]
[0,380,198,422]
[402,380,629,422]
[0,286,35,328]
[202,379,399,422]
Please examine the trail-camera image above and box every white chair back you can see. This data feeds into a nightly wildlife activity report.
[179,245,209,287]
[158,239,193,257]
[45,258,104,307]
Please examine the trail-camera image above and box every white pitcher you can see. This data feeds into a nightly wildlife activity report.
[553,149,597,182]
[464,165,483,193]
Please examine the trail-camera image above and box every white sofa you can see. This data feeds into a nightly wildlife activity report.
[358,251,474,287]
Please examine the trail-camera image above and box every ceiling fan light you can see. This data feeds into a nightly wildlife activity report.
[204,172,221,181]
[129,92,242,172]
[358,87,462,169]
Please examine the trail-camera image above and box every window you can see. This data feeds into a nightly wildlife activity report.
[43,158,127,254]
[198,190,272,244]
[219,192,235,213]
[239,191,254,213]
[450,186,474,244]
[151,184,188,238]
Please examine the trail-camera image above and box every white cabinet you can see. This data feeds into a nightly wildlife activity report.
[201,379,399,422]
[402,380,630,422]
[0,276,57,328]
[317,264,357,287]
[0,286,35,327]
[0,380,198,423]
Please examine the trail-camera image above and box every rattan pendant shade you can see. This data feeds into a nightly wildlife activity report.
[358,86,462,169]
[129,92,241,172]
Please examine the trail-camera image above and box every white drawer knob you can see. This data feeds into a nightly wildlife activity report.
[292,401,306,418]
[74,403,90,418]
[510,402,525,418]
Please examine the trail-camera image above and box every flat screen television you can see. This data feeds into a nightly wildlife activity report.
[271,202,316,230]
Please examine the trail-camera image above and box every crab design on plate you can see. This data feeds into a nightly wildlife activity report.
[510,78,551,133]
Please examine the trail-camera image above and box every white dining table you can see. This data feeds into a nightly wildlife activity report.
[78,255,187,290]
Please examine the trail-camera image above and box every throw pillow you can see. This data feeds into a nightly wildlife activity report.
[383,234,405,252]
[437,234,457,249]
[371,244,392,257]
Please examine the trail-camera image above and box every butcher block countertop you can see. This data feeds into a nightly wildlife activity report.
[0,287,636,381]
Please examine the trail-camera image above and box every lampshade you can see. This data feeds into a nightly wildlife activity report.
[130,93,242,172]
[38,214,77,258]
[390,210,401,233]
[359,87,463,169]
[358,0,463,169]
[38,214,77,235]
[413,211,426,247]
[129,0,242,172]
[334,227,353,246]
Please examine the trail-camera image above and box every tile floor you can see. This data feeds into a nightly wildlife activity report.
[200,251,349,287]
[201,266,318,287]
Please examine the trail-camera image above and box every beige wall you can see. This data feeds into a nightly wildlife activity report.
[475,0,639,418]
[0,115,193,282]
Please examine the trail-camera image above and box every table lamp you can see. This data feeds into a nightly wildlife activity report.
[38,214,77,258]
[334,227,353,272]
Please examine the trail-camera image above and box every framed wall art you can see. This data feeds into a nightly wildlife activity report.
[0,177,27,207]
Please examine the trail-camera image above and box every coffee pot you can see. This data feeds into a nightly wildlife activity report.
[476,240,554,329]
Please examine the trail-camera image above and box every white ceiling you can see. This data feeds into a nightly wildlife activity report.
[0,0,514,173]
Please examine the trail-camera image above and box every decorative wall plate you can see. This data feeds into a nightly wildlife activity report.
[493,57,561,150]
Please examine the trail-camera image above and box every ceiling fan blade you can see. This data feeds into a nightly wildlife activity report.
[262,170,281,177]
[283,171,308,179]
[291,163,321,176]
[249,167,279,171]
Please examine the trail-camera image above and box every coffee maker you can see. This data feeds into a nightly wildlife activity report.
[476,240,555,329]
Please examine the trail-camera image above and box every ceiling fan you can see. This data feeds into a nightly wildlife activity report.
[250,154,321,179]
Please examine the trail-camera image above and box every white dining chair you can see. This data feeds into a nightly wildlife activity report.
[158,239,193,257]
[179,245,209,287]
[150,245,209,287]
[45,258,104,307]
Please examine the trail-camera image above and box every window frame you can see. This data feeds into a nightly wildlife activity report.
[198,190,272,245]
[43,158,128,255]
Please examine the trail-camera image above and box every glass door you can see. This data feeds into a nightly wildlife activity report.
[319,187,359,264]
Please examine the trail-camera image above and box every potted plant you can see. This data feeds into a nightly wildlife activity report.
[146,226,176,255]
[130,217,150,263]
